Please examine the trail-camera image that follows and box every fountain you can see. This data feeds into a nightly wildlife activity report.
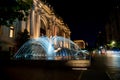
[14,36,84,60]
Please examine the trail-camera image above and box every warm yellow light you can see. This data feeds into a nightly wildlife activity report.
[9,26,14,38]
[111,41,115,45]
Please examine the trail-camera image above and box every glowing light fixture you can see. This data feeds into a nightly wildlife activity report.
[111,41,115,45]
[9,26,14,38]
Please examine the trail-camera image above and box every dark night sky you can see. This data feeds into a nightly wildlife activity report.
[45,0,119,47]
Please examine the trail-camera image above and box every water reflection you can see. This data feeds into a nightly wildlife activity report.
[104,56,120,80]
[106,56,120,70]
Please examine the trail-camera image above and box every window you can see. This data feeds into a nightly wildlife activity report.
[9,26,14,38]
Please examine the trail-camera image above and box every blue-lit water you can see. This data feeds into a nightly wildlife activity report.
[14,36,82,60]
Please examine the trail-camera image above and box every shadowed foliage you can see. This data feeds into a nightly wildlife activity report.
[15,29,30,51]
[0,0,33,26]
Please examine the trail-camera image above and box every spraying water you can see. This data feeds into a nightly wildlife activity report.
[14,36,82,60]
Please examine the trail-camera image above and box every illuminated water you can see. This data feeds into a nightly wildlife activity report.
[14,36,82,60]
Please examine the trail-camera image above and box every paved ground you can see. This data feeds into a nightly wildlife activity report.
[0,59,112,80]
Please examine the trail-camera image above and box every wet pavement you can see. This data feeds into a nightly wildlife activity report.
[1,55,120,80]
[90,55,120,80]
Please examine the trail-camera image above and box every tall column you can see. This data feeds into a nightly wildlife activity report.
[68,32,71,49]
[54,26,57,36]
[34,13,37,38]
[64,32,66,48]
[30,8,35,38]
[26,14,30,34]
[36,14,40,38]
[48,19,52,37]
[52,16,56,36]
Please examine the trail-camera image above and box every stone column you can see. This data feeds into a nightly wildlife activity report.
[68,32,71,49]
[54,26,57,36]
[52,16,56,36]
[36,14,40,38]
[30,8,35,38]
[64,32,66,48]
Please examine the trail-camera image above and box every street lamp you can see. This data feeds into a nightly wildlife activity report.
[111,41,115,45]
[111,41,116,47]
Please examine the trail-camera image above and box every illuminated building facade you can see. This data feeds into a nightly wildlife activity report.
[0,0,71,52]
[74,40,86,49]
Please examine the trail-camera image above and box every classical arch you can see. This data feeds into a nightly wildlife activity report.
[28,0,71,39]
[41,15,48,28]
[40,15,49,36]
[40,20,46,36]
